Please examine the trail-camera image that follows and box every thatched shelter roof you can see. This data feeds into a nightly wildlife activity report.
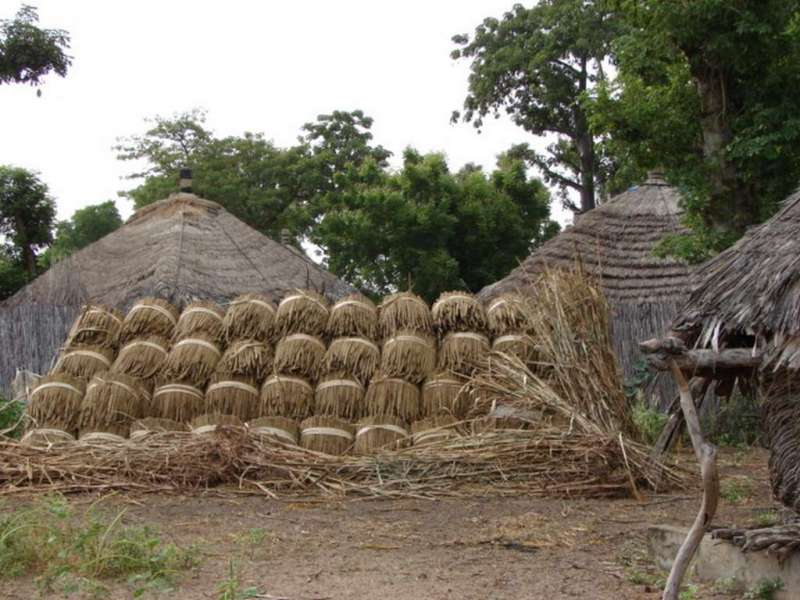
[0,193,353,393]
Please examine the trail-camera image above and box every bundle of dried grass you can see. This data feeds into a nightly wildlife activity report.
[380,331,436,383]
[224,293,276,343]
[364,376,420,421]
[77,372,147,439]
[327,294,378,338]
[378,292,432,338]
[432,292,488,335]
[491,334,536,363]
[274,334,326,380]
[216,339,273,380]
[162,333,222,384]
[486,294,533,337]
[354,415,408,455]
[175,300,225,342]
[323,337,380,384]
[259,375,314,419]
[130,418,188,440]
[275,290,330,337]
[66,304,123,348]
[421,374,471,419]
[300,415,354,455]
[119,297,179,341]
[471,416,531,434]
[314,373,365,420]
[248,416,299,445]
[151,382,205,422]
[112,335,170,379]
[78,431,128,444]
[411,415,460,446]
[438,332,490,376]
[205,375,260,421]
[190,413,243,435]
[27,373,86,434]
[20,428,75,448]
[52,345,114,379]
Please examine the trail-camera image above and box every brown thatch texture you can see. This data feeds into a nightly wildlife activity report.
[365,377,421,421]
[259,375,314,420]
[131,417,188,439]
[300,415,354,455]
[112,335,170,379]
[119,298,179,341]
[78,371,148,438]
[491,334,537,363]
[151,382,205,422]
[65,304,123,348]
[52,345,115,380]
[327,294,378,339]
[314,373,366,420]
[223,293,276,343]
[248,416,299,445]
[175,300,225,342]
[471,416,531,434]
[190,413,243,434]
[26,373,86,435]
[378,292,432,338]
[323,337,380,384]
[205,375,260,421]
[274,334,326,380]
[380,332,436,384]
[411,415,460,446]
[760,376,800,511]
[438,332,490,376]
[432,292,488,335]
[215,339,273,380]
[20,428,75,448]
[275,290,330,337]
[486,294,533,337]
[162,333,222,385]
[354,415,408,455]
[421,374,471,419]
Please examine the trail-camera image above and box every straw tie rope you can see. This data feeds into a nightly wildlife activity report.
[250,426,297,444]
[356,424,408,438]
[423,379,462,390]
[191,425,218,435]
[381,378,418,390]
[207,381,259,395]
[317,379,364,392]
[412,429,456,444]
[301,427,354,441]
[263,376,313,391]
[31,381,83,398]
[120,340,168,354]
[86,308,122,324]
[448,332,490,344]
[180,307,223,321]
[230,298,275,314]
[432,295,475,311]
[228,341,266,356]
[174,338,221,355]
[384,335,430,348]
[21,429,73,443]
[153,384,204,400]
[79,432,127,444]
[332,300,377,314]
[487,298,511,313]
[60,350,112,367]
[87,378,141,400]
[332,337,380,353]
[283,334,326,351]
[130,429,153,440]
[128,303,177,325]
[280,294,327,312]
[388,295,428,308]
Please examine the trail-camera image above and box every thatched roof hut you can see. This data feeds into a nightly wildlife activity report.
[479,173,693,398]
[0,193,353,393]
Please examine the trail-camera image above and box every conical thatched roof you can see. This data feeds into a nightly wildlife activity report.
[0,193,353,392]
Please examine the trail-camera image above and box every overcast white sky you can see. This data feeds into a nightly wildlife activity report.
[0,0,571,225]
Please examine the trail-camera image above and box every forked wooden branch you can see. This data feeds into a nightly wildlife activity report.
[662,360,719,600]
[639,338,762,376]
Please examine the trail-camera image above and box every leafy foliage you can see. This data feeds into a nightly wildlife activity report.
[0,4,71,87]
[40,200,122,267]
[0,393,24,438]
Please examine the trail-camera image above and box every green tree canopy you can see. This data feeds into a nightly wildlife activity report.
[0,4,70,87]
[40,200,122,267]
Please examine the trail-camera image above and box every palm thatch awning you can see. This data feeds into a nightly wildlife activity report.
[0,193,353,393]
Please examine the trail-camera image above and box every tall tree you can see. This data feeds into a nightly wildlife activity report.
[452,1,620,213]
[40,200,122,267]
[0,4,71,87]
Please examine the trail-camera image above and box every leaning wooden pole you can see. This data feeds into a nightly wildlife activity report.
[662,360,720,600]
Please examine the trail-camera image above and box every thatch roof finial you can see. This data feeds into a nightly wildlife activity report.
[179,168,192,193]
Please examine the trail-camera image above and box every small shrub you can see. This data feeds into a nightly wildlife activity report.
[0,394,25,438]
[754,511,780,528]
[720,479,751,504]
[632,401,668,445]
[744,578,784,600]
[217,560,259,600]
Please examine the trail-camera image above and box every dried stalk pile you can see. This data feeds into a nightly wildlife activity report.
[421,374,470,418]
[175,301,225,343]
[112,335,170,379]
[274,334,326,380]
[300,415,354,455]
[486,294,533,337]
[378,292,432,338]
[438,332,490,376]
[248,416,299,445]
[275,290,330,337]
[215,340,273,380]
[65,304,123,348]
[314,373,365,420]
[492,334,536,363]
[205,375,260,421]
[151,382,205,423]
[259,375,314,419]
[365,376,421,421]
[190,413,243,434]
[27,373,86,434]
[119,298,179,341]
[52,345,114,380]
[328,294,377,338]
[354,415,408,455]
[412,415,460,446]
[224,293,276,343]
[162,333,221,384]
[432,292,487,335]
[380,332,435,384]
[323,337,380,384]
[131,418,188,439]
[77,371,148,438]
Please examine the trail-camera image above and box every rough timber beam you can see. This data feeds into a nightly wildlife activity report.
[639,337,762,376]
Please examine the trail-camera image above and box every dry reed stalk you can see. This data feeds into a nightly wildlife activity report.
[112,335,170,379]
[314,372,365,420]
[162,333,222,385]
[52,345,114,380]
[432,292,488,335]
[248,416,299,445]
[486,294,534,337]
[275,289,330,337]
[215,339,273,380]
[327,294,378,338]
[151,382,205,422]
[224,293,276,343]
[274,334,326,380]
[354,415,408,455]
[175,300,225,342]
[411,415,460,446]
[259,375,314,419]
[365,377,420,421]
[300,415,354,455]
[323,337,380,384]
[77,371,147,438]
[190,414,243,435]
[421,374,471,419]
[78,431,128,444]
[65,304,123,348]
[27,373,86,435]
[119,298,179,341]
[491,333,537,363]
[470,416,531,434]
[378,292,432,338]
[205,375,260,421]
[20,428,75,448]
[380,331,436,384]
[130,417,188,440]
[438,332,490,376]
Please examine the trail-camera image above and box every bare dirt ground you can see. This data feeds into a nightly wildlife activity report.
[0,448,779,599]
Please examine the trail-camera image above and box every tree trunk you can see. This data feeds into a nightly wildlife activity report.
[20,243,36,279]
[574,56,595,213]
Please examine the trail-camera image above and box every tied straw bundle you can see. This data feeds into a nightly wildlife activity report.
[378,291,432,338]
[354,415,408,455]
[275,289,330,337]
[314,373,365,420]
[66,304,123,348]
[52,345,114,380]
[259,375,315,420]
[151,382,205,423]
[175,300,225,343]
[130,418,188,440]
[365,377,421,421]
[323,337,380,384]
[327,294,378,339]
[20,428,75,448]
[112,335,170,379]
[380,331,436,384]
[215,339,273,380]
[471,415,531,434]
[205,375,260,421]
[78,371,148,438]
[421,374,471,419]
[119,298,179,341]
[412,415,460,446]
[486,293,533,337]
[27,373,86,435]
[438,332,490,376]
[274,334,326,380]
[431,291,488,335]
[190,414,243,435]
[248,416,299,445]
[224,293,276,343]
[492,334,537,363]
[162,333,222,385]
[300,416,354,455]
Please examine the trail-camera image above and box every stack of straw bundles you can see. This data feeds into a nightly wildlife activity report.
[259,375,314,419]
[380,331,435,384]
[274,334,325,380]
[175,300,225,343]
[327,294,377,338]
[190,413,243,434]
[66,304,123,348]
[275,289,329,337]
[485,293,533,337]
[323,337,380,384]
[300,415,354,455]
[421,374,471,419]
[205,374,260,421]
[248,416,299,445]
[378,291,432,338]
[162,332,222,384]
[431,292,488,335]
[365,376,420,421]
[314,372,365,420]
[492,333,537,363]
[20,428,75,448]
[224,293,276,343]
[77,371,148,438]
[438,332,490,375]
[27,373,86,435]
[411,415,460,446]
[112,335,170,379]
[354,415,408,455]
[151,381,205,422]
[216,339,273,380]
[130,417,188,440]
[52,345,114,380]
[119,297,179,341]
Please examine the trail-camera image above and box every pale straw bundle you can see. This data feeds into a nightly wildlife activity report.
[205,374,260,421]
[27,373,86,434]
[119,297,179,341]
[259,375,315,419]
[20,428,75,448]
[354,415,408,455]
[190,413,243,435]
[175,300,225,343]
[438,332,490,376]
[431,291,488,335]
[411,415,460,446]
[486,293,534,337]
[112,335,170,379]
[275,289,330,337]
[151,381,205,422]
[314,372,365,420]
[323,336,380,384]
[378,291,432,338]
[78,431,128,444]
[421,374,471,419]
[300,415,354,455]
[130,417,188,440]
[492,333,537,363]
[215,339,273,380]
[162,333,222,384]
[274,334,326,380]
[52,344,114,379]
[66,304,123,348]
[327,294,378,338]
[224,293,276,343]
[380,331,436,384]
[364,376,421,421]
[248,416,299,445]
[77,371,148,438]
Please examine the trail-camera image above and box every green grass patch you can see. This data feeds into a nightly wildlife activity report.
[0,394,25,438]
[631,400,668,445]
